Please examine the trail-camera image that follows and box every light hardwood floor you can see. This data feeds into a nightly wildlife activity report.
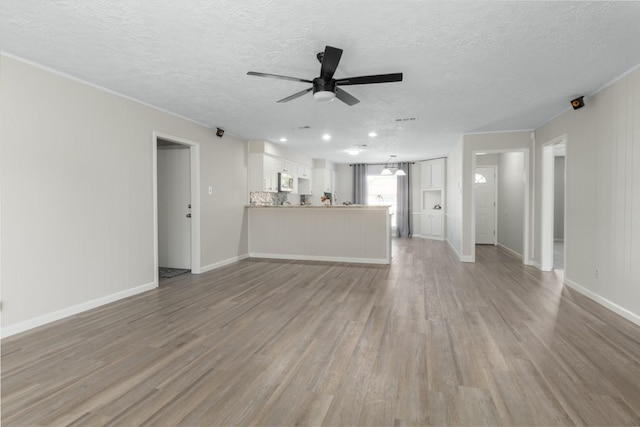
[2,238,640,426]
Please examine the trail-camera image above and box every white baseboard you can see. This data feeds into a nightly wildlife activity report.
[414,234,445,241]
[497,243,523,259]
[248,252,390,265]
[564,277,640,327]
[200,254,249,273]
[460,255,474,262]
[1,281,158,339]
[445,238,468,262]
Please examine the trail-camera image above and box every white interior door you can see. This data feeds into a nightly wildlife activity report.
[157,147,191,269]
[475,166,496,245]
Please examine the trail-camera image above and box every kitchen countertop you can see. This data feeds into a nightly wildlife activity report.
[245,204,391,209]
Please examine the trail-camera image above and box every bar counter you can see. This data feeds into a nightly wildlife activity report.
[246,205,392,264]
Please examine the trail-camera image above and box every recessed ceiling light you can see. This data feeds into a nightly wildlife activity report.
[279,137,287,142]
[346,147,362,155]
[322,134,331,141]
[368,132,377,137]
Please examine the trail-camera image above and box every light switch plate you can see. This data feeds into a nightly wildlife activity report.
[208,186,213,195]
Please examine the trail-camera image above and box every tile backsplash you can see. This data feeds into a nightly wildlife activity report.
[249,191,289,206]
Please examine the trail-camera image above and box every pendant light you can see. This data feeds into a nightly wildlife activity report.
[380,155,406,176]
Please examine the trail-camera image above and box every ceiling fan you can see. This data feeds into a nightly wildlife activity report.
[247,45,403,106]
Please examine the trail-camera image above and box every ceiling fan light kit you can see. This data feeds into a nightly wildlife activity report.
[248,45,403,107]
[314,90,336,102]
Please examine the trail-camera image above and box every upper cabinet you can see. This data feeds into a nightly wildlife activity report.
[248,153,312,194]
[420,158,444,189]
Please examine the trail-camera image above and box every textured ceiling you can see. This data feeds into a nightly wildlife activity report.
[2,1,640,163]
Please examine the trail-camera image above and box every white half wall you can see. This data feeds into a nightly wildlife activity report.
[0,55,249,335]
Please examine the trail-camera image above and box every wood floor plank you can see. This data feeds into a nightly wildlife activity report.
[2,238,640,426]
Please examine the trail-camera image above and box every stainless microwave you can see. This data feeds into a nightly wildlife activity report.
[278,172,294,192]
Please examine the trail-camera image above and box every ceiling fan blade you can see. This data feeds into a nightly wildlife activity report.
[320,46,343,80]
[247,71,312,84]
[335,72,403,86]
[277,87,313,103]
[335,87,360,106]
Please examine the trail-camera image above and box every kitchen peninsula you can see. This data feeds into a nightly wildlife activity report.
[247,205,392,264]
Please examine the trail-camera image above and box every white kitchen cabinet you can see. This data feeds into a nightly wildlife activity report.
[420,159,444,189]
[297,164,311,179]
[249,153,283,193]
[420,158,446,239]
[421,205,443,238]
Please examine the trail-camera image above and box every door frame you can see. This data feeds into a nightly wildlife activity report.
[471,149,531,264]
[474,165,498,245]
[541,134,567,271]
[153,131,201,285]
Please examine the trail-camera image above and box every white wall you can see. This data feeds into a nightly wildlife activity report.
[334,163,352,205]
[497,152,525,255]
[446,137,464,256]
[535,65,640,324]
[0,55,249,335]
[554,156,565,240]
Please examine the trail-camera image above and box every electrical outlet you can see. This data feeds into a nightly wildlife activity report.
[595,267,599,277]
[208,186,213,195]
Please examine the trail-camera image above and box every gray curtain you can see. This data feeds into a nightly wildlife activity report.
[352,164,368,205]
[396,162,412,237]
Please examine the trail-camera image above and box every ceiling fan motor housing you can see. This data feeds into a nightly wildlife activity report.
[313,77,336,94]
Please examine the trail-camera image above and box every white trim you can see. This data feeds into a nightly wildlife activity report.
[248,253,391,265]
[200,254,250,273]
[531,260,543,270]
[564,278,640,327]
[1,281,157,338]
[153,132,202,275]
[497,243,522,259]
[460,255,474,263]
[464,129,535,136]
[446,237,462,258]
[414,234,445,240]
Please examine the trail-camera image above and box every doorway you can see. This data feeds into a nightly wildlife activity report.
[157,142,191,273]
[153,132,201,284]
[541,136,567,272]
[471,149,530,264]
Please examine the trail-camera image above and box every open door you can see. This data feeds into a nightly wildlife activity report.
[157,143,191,269]
[153,132,201,284]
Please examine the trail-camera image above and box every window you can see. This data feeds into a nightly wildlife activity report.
[475,173,487,184]
[367,175,397,226]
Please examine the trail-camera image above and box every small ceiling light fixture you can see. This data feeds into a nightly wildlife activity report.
[368,131,378,137]
[279,137,287,142]
[380,155,407,176]
[346,147,362,156]
[322,133,331,141]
